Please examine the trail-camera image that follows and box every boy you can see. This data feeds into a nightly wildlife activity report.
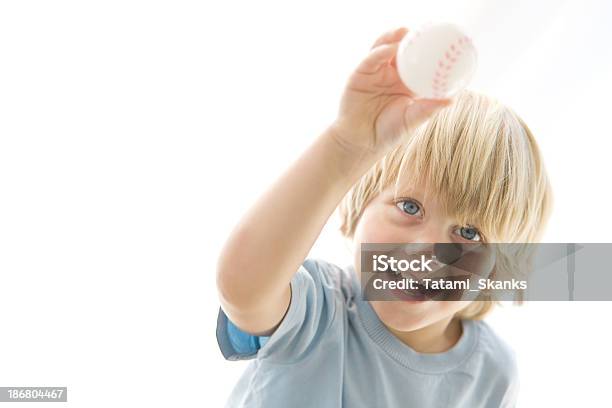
[215,27,552,407]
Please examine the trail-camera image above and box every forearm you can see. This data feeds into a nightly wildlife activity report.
[216,125,380,325]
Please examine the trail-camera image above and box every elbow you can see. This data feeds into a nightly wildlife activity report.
[215,253,257,312]
[216,254,240,308]
[215,227,249,307]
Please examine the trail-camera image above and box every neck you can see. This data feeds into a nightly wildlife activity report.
[385,316,463,353]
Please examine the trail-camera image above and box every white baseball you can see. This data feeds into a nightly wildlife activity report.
[395,23,477,99]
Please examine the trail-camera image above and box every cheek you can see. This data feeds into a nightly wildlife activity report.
[353,204,411,273]
[354,205,396,244]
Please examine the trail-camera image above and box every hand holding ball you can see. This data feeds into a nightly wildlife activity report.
[396,23,477,99]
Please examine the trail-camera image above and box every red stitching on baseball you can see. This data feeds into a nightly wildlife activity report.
[431,34,472,97]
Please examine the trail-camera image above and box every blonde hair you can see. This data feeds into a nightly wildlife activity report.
[338,90,553,320]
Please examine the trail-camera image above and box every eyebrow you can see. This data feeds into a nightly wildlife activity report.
[392,190,430,206]
[392,187,422,198]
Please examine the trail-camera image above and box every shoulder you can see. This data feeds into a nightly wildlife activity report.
[300,258,358,301]
[216,258,356,364]
[252,258,354,363]
[471,320,519,387]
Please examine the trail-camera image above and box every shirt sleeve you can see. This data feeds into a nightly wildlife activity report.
[215,312,269,360]
[215,258,342,364]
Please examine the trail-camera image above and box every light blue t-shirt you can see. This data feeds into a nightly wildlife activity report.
[216,258,518,407]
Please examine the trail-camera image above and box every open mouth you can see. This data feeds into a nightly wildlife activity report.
[362,244,492,302]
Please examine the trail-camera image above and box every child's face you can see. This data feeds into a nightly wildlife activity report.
[352,181,481,331]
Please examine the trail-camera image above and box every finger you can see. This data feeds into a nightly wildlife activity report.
[370,27,409,50]
[357,42,400,74]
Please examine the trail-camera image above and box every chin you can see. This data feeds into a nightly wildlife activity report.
[369,300,443,332]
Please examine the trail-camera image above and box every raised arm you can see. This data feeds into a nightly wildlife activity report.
[215,27,451,336]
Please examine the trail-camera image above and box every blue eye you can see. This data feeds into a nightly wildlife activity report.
[397,199,421,216]
[456,226,481,241]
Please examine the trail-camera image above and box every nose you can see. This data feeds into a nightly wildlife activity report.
[409,225,450,245]
[401,224,454,259]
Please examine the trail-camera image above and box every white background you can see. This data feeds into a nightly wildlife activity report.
[1,0,611,406]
